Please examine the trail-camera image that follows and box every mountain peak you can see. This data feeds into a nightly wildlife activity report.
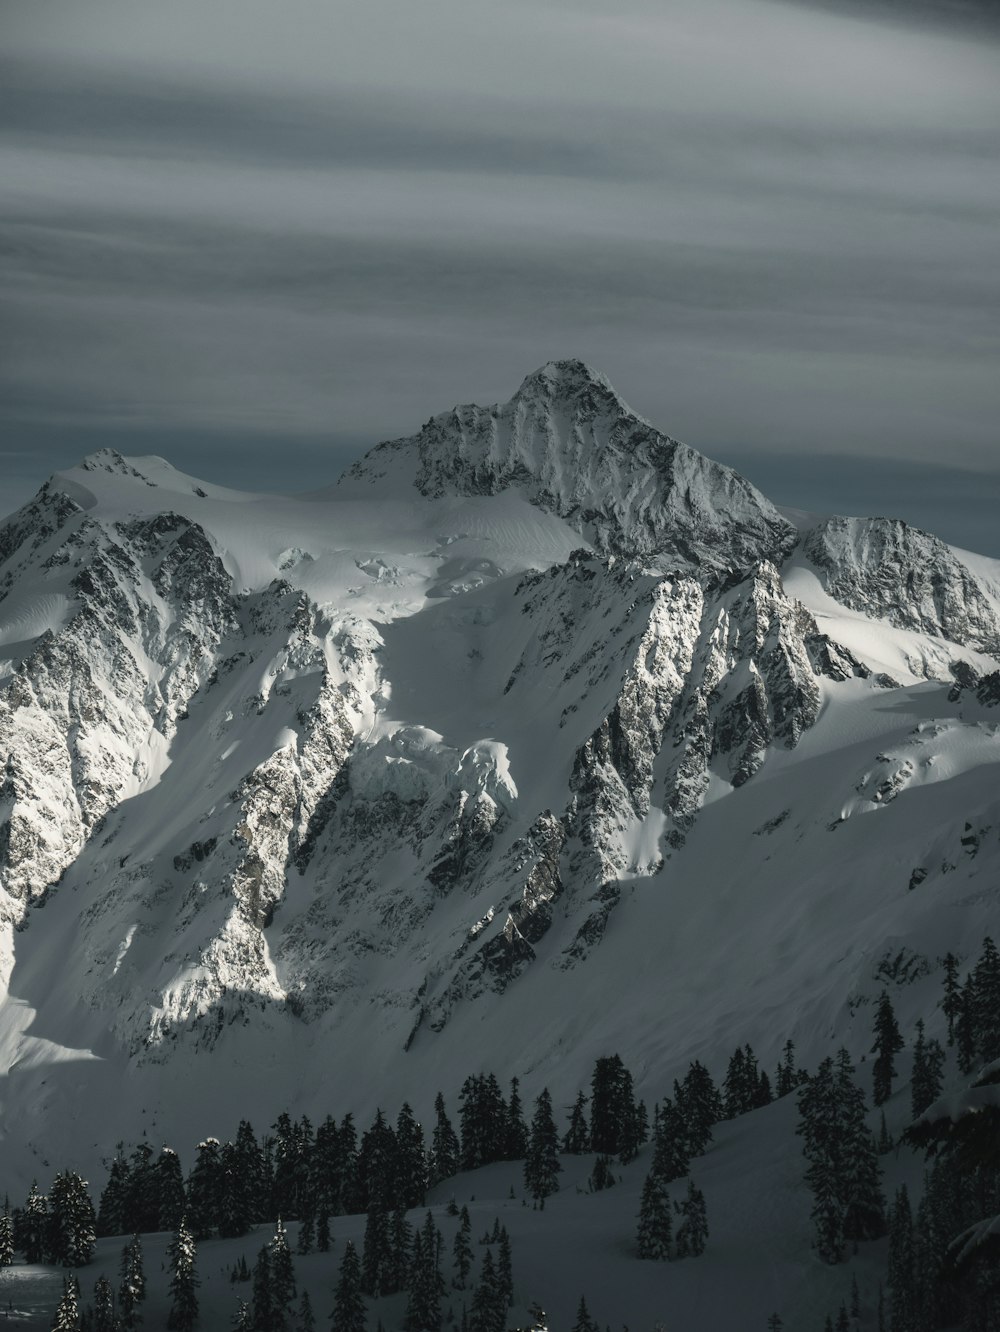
[345,360,795,572]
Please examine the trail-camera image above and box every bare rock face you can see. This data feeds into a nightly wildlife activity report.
[803,515,1000,655]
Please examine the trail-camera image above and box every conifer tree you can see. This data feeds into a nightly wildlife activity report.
[361,1194,391,1297]
[496,1227,514,1309]
[972,935,1000,1063]
[155,1148,187,1234]
[48,1171,97,1268]
[330,1240,366,1332]
[775,1040,798,1097]
[910,1020,946,1119]
[0,1206,13,1267]
[835,1051,885,1244]
[651,1098,689,1183]
[232,1300,253,1332]
[570,1295,597,1332]
[97,1151,129,1239]
[430,1094,460,1186]
[850,1274,861,1323]
[269,1217,297,1323]
[297,1289,316,1332]
[118,1234,145,1330]
[524,1089,561,1203]
[955,979,977,1074]
[675,1179,708,1257]
[166,1217,199,1332]
[562,1093,590,1155]
[316,1208,331,1253]
[589,1055,637,1156]
[675,1061,722,1155]
[636,1172,671,1260]
[767,1317,783,1331]
[877,1111,893,1155]
[871,992,904,1106]
[387,1206,412,1295]
[469,1249,503,1332]
[940,953,961,1046]
[91,1275,116,1332]
[888,1186,915,1332]
[187,1139,222,1240]
[504,1079,529,1161]
[395,1104,427,1210]
[51,1276,80,1332]
[298,1205,315,1254]
[25,1180,48,1264]
[252,1245,273,1332]
[452,1206,473,1289]
[836,1306,850,1332]
[589,1157,614,1192]
[404,1215,444,1332]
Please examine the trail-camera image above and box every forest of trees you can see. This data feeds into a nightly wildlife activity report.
[2,936,998,1329]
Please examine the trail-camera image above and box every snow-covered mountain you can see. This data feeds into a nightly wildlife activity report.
[1,359,998,1193]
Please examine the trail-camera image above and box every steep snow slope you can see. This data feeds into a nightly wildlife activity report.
[0,359,998,1234]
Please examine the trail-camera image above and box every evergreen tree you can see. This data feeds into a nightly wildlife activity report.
[118,1234,145,1330]
[97,1151,129,1239]
[524,1089,561,1203]
[452,1206,473,1289]
[91,1275,116,1332]
[386,1206,412,1295]
[887,1186,915,1332]
[251,1246,273,1332]
[675,1179,708,1258]
[297,1206,315,1254]
[155,1148,187,1234]
[651,1098,689,1183]
[570,1295,597,1332]
[798,1058,846,1263]
[330,1241,366,1332]
[775,1040,798,1097]
[219,1142,255,1240]
[636,1172,672,1260]
[0,1206,13,1267]
[123,1143,159,1236]
[469,1250,503,1332]
[361,1195,391,1297]
[836,1051,885,1244]
[297,1289,316,1332]
[940,952,961,1045]
[233,1121,265,1226]
[910,1020,946,1119]
[316,1209,331,1253]
[589,1055,636,1156]
[871,991,904,1106]
[186,1139,222,1240]
[395,1104,427,1210]
[51,1276,80,1332]
[561,1093,590,1155]
[232,1301,253,1332]
[836,1306,850,1332]
[48,1171,97,1268]
[767,1317,783,1331]
[25,1181,49,1263]
[589,1157,614,1192]
[166,1217,199,1332]
[955,979,977,1074]
[496,1227,514,1309]
[851,1273,861,1323]
[675,1061,722,1155]
[504,1079,529,1161]
[430,1094,460,1187]
[877,1111,893,1155]
[972,935,1000,1063]
[355,1111,397,1215]
[404,1214,444,1332]
[269,1217,297,1323]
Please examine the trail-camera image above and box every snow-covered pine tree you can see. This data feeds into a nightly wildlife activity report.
[297,1203,315,1254]
[269,1216,297,1323]
[166,1217,199,1332]
[361,1193,391,1296]
[118,1233,145,1331]
[972,935,1000,1063]
[47,1171,97,1268]
[676,1179,708,1257]
[524,1089,561,1203]
[775,1040,799,1097]
[387,1205,412,1294]
[675,1060,722,1155]
[469,1249,504,1332]
[453,1206,473,1289]
[404,1216,444,1332]
[910,1020,946,1119]
[588,1055,636,1156]
[836,1050,885,1244]
[589,1156,615,1192]
[25,1180,48,1264]
[562,1093,590,1155]
[871,992,904,1107]
[317,1208,331,1252]
[297,1288,316,1332]
[636,1171,672,1260]
[331,1240,367,1332]
[91,1275,115,1332]
[231,1298,253,1331]
[51,1276,80,1332]
[940,953,961,1047]
[570,1294,598,1332]
[356,1110,398,1215]
[798,1058,846,1263]
[0,1205,12,1267]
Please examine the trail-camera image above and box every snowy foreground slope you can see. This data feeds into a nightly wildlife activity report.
[0,361,998,1319]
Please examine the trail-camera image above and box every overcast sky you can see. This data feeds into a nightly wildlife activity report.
[3,0,999,551]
